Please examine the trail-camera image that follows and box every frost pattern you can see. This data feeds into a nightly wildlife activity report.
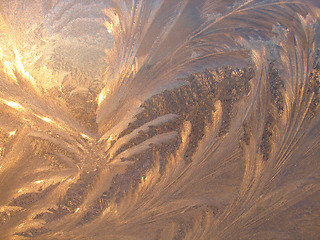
[0,1,319,239]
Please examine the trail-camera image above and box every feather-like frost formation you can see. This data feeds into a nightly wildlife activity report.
[0,0,319,239]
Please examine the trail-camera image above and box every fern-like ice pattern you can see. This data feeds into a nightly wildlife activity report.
[0,1,319,239]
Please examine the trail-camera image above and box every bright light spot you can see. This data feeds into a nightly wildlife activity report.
[34,180,44,184]
[98,88,111,106]
[13,49,36,86]
[8,130,17,138]
[6,101,24,110]
[98,91,105,106]
[3,60,17,80]
[14,49,24,71]
[0,99,24,111]
[81,133,92,140]
[75,208,80,213]
[69,177,76,182]
[39,117,53,123]
[0,47,36,85]
[108,23,113,34]
[108,134,116,142]
[105,21,113,34]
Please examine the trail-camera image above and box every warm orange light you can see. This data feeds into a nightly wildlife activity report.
[104,21,113,34]
[98,91,105,105]
[13,49,36,86]
[3,100,24,110]
[81,133,92,140]
[8,130,17,138]
[40,117,53,123]
[98,88,111,106]
[3,60,17,81]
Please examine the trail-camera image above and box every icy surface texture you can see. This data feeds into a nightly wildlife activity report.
[0,0,319,239]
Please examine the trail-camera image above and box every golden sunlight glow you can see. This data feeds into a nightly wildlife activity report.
[13,49,36,86]
[81,133,92,140]
[40,117,53,123]
[104,21,113,34]
[103,9,120,34]
[34,114,54,123]
[98,92,105,105]
[3,60,17,81]
[69,177,76,182]
[0,43,37,85]
[108,22,113,34]
[5,101,24,110]
[108,135,114,141]
[8,130,17,138]
[98,88,111,106]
